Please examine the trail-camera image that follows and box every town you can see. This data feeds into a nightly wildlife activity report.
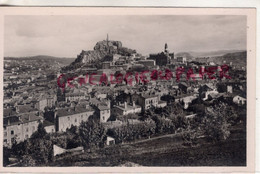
[3,35,247,166]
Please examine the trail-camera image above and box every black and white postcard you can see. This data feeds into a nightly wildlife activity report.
[0,7,256,173]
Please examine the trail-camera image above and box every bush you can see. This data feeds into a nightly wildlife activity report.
[182,127,198,146]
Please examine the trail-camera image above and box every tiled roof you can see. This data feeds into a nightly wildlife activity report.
[3,116,22,126]
[4,108,17,117]
[20,113,42,123]
[141,94,158,99]
[98,105,110,111]
[42,120,55,127]
[3,113,42,126]
[56,106,94,117]
[17,104,38,113]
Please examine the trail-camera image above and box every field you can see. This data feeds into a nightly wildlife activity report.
[51,124,246,166]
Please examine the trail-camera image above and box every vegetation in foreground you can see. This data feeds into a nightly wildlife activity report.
[4,99,246,167]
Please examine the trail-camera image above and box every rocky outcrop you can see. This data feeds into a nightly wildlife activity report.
[94,40,122,51]
[62,40,136,71]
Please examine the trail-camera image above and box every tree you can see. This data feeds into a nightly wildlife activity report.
[202,104,231,142]
[3,147,10,166]
[25,138,53,164]
[31,122,47,139]
[79,119,106,149]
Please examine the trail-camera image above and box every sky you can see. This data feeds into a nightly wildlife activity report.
[4,15,246,58]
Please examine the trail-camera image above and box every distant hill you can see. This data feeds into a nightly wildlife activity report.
[175,52,193,60]
[176,50,245,60]
[4,55,75,66]
[208,51,247,67]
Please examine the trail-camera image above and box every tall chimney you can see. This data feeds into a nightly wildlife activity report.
[124,102,127,109]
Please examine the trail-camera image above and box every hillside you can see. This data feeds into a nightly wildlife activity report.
[208,51,246,67]
[176,50,245,61]
[5,55,75,66]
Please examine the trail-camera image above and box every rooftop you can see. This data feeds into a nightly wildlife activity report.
[4,113,42,126]
[56,106,94,117]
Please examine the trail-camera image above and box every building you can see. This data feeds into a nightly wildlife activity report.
[148,52,169,66]
[33,98,47,112]
[137,60,156,67]
[198,84,218,101]
[105,136,115,146]
[147,43,173,66]
[178,82,188,93]
[176,57,187,64]
[102,62,111,69]
[97,105,110,123]
[233,95,246,105]
[55,106,95,132]
[46,95,57,108]
[3,113,43,147]
[43,120,55,133]
[113,102,142,116]
[132,93,159,111]
[65,92,85,102]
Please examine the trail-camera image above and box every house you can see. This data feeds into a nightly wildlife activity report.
[3,113,43,147]
[176,57,187,64]
[132,93,159,111]
[157,100,167,108]
[33,97,47,112]
[43,120,55,133]
[233,95,246,105]
[198,84,217,100]
[97,105,110,123]
[178,82,188,93]
[55,106,95,132]
[46,95,57,108]
[113,102,142,116]
[65,92,85,102]
[106,136,115,146]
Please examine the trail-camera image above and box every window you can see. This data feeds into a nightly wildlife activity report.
[75,118,77,123]
[4,139,7,143]
[11,130,14,135]
[4,132,7,137]
[25,134,29,139]
[11,137,15,144]
[103,116,105,121]
[26,127,29,132]
[68,117,70,121]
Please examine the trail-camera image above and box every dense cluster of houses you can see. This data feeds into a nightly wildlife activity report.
[3,40,247,148]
